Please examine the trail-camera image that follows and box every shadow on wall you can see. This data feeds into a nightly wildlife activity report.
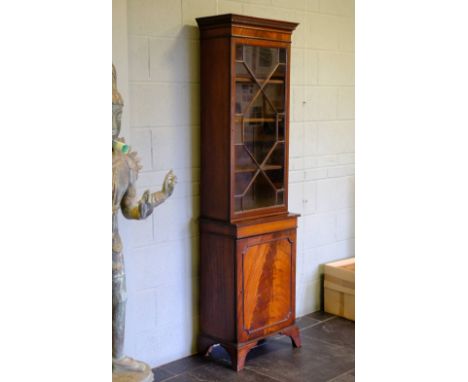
[184,24,202,354]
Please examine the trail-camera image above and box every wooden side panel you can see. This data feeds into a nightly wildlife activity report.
[237,229,296,342]
[200,231,236,341]
[324,288,355,321]
[200,36,231,220]
[324,257,355,321]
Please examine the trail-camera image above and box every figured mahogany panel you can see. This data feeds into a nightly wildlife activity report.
[237,231,296,342]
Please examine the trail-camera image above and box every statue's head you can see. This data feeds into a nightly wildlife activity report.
[112,64,124,140]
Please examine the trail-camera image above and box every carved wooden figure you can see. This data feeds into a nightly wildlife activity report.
[196,14,301,371]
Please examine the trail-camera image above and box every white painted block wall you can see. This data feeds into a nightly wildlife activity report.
[113,0,354,367]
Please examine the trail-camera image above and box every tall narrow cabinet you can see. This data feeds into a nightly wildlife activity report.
[196,14,300,371]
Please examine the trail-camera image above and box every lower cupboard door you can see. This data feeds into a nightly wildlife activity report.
[238,231,295,341]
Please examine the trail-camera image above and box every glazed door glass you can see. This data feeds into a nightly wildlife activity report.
[234,44,287,212]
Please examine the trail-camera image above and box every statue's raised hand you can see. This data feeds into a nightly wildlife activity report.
[162,170,177,197]
[136,171,177,217]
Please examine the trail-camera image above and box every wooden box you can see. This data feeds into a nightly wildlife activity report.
[324,257,355,321]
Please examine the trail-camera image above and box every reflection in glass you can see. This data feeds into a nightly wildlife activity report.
[234,44,287,212]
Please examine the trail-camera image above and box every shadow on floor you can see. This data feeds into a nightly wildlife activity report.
[152,311,355,382]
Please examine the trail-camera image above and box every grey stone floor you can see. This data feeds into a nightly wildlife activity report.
[152,311,355,382]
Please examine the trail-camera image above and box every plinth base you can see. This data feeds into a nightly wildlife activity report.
[199,324,301,371]
[112,362,153,382]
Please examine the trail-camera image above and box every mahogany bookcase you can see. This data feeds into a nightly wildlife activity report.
[196,14,300,371]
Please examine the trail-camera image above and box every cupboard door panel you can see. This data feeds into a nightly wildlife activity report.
[239,234,293,340]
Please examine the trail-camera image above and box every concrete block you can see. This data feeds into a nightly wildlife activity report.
[318,51,354,85]
[291,86,306,122]
[337,86,355,119]
[304,49,318,85]
[129,83,180,127]
[288,181,304,214]
[188,236,200,279]
[132,330,159,366]
[296,216,305,253]
[316,238,355,262]
[336,208,355,241]
[243,3,297,23]
[338,153,354,164]
[128,0,182,37]
[291,48,305,85]
[319,0,354,18]
[317,154,339,167]
[128,35,149,81]
[303,122,318,156]
[174,167,200,183]
[338,17,355,51]
[130,128,153,171]
[242,0,272,5]
[304,168,327,181]
[289,170,304,183]
[218,0,243,14]
[149,37,199,83]
[130,83,199,127]
[151,126,184,171]
[301,248,320,283]
[139,168,199,187]
[132,240,191,291]
[182,0,217,27]
[151,126,199,171]
[290,122,304,157]
[126,289,157,332]
[304,156,318,168]
[305,87,338,121]
[296,249,304,286]
[155,282,190,327]
[296,279,321,316]
[302,238,354,287]
[316,176,354,212]
[172,181,200,199]
[327,165,354,178]
[150,318,196,367]
[317,121,354,155]
[272,0,306,10]
[187,83,200,126]
[154,196,197,242]
[134,316,194,367]
[303,181,317,214]
[289,157,304,171]
[130,207,154,247]
[307,13,340,50]
[291,10,308,48]
[303,213,336,248]
[306,0,320,12]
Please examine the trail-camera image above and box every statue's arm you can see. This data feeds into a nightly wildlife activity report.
[120,184,144,220]
[121,170,176,220]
